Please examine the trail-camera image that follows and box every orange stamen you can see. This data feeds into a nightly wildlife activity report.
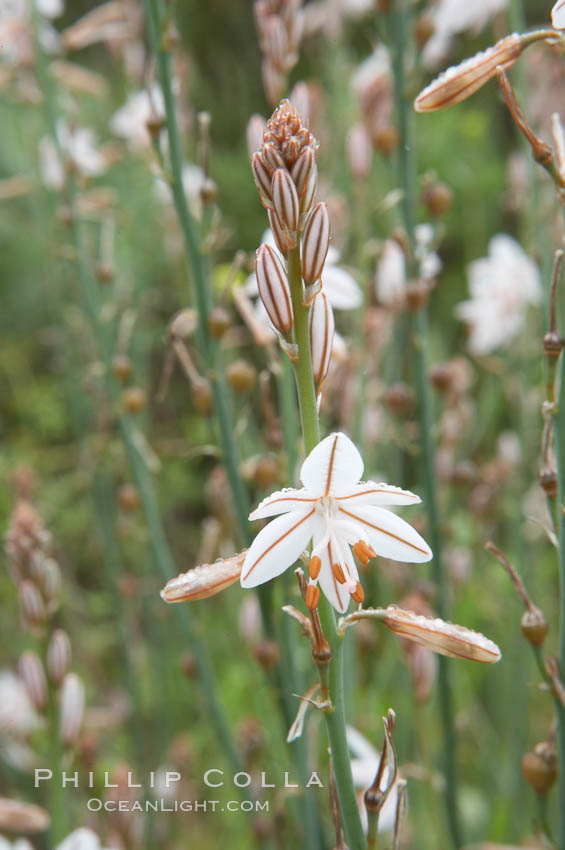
[305,584,321,610]
[351,582,365,603]
[353,540,376,564]
[309,555,321,580]
[333,563,346,584]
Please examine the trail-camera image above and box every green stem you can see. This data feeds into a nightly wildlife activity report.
[553,347,565,850]
[143,0,250,543]
[287,244,365,849]
[390,2,461,846]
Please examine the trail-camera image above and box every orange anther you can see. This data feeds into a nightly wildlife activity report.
[305,583,321,610]
[351,582,365,604]
[309,555,321,580]
[353,541,374,565]
[332,563,346,584]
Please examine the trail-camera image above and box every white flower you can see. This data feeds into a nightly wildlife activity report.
[39,120,106,189]
[347,726,399,833]
[0,839,34,850]
[553,0,565,29]
[352,45,391,102]
[375,226,441,306]
[110,85,165,151]
[423,0,510,68]
[241,432,432,613]
[0,671,37,737]
[455,234,541,356]
[56,829,114,850]
[154,164,206,220]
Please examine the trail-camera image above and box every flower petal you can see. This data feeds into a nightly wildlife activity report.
[316,537,350,613]
[323,265,363,310]
[338,505,432,563]
[249,488,317,521]
[553,0,565,29]
[300,432,364,495]
[337,481,422,507]
[240,510,315,588]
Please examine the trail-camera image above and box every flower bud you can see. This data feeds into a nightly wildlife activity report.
[47,629,72,684]
[290,147,315,197]
[59,673,85,747]
[0,798,50,834]
[522,741,557,795]
[299,163,318,222]
[347,123,372,181]
[192,377,214,416]
[252,639,281,672]
[271,168,299,235]
[169,308,197,341]
[251,152,273,208]
[161,552,245,602]
[18,651,47,710]
[520,605,548,647]
[422,181,454,217]
[262,142,286,174]
[268,208,293,254]
[208,305,231,339]
[302,203,330,284]
[414,34,523,113]
[19,580,45,629]
[247,114,267,158]
[263,16,288,71]
[384,606,501,662]
[255,244,294,334]
[539,464,558,498]
[309,292,334,385]
[118,483,140,513]
[262,59,285,107]
[39,557,61,603]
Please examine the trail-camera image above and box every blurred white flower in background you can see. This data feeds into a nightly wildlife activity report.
[39,120,107,189]
[456,234,541,356]
[56,829,115,850]
[0,0,63,63]
[375,225,441,306]
[110,84,165,151]
[0,839,34,850]
[0,671,38,737]
[347,726,400,833]
[154,164,206,221]
[423,0,510,68]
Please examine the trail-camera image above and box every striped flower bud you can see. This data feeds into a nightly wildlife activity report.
[384,606,501,662]
[271,168,299,234]
[255,244,294,334]
[309,292,335,385]
[59,673,85,748]
[162,552,245,603]
[262,141,286,174]
[19,580,45,629]
[414,33,522,112]
[251,152,273,208]
[290,146,315,197]
[268,208,294,254]
[0,798,50,834]
[47,629,72,684]
[18,651,47,711]
[247,114,266,158]
[302,202,330,284]
[299,163,318,224]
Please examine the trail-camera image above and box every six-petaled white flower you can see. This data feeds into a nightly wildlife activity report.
[240,432,432,612]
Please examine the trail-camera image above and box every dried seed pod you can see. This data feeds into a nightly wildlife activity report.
[302,202,330,284]
[169,308,197,341]
[255,244,294,334]
[208,305,231,339]
[192,377,214,416]
[122,387,147,414]
[520,605,548,647]
[59,673,85,747]
[522,741,557,795]
[373,125,400,156]
[47,629,72,684]
[539,464,558,498]
[18,651,47,711]
[271,168,299,234]
[227,360,257,394]
[414,34,523,112]
[309,292,334,385]
[253,455,280,489]
[118,483,140,513]
[111,354,132,383]
[251,151,274,208]
[252,639,281,672]
[422,181,454,217]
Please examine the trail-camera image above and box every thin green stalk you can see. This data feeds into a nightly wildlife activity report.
[143,0,250,543]
[553,348,565,850]
[287,244,366,849]
[390,2,461,847]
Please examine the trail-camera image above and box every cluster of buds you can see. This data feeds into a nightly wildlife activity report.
[254,0,303,105]
[251,100,335,388]
[5,500,60,633]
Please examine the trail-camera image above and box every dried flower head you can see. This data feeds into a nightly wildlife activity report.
[384,606,501,662]
[161,552,246,603]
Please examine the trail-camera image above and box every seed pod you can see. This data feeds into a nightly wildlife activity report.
[59,673,85,748]
[251,152,273,208]
[169,308,197,341]
[309,292,334,385]
[208,305,231,339]
[227,360,257,394]
[252,639,281,672]
[271,168,299,234]
[290,147,315,197]
[522,741,557,795]
[414,34,523,112]
[521,605,548,647]
[47,629,72,684]
[18,651,47,711]
[122,387,147,414]
[302,203,330,284]
[118,483,140,513]
[111,354,132,383]
[255,244,294,334]
[192,377,214,416]
[422,181,454,217]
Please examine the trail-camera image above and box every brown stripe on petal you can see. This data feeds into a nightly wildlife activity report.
[291,147,315,197]
[241,509,315,582]
[338,506,430,556]
[271,168,299,233]
[414,34,522,113]
[309,291,334,385]
[251,152,274,208]
[161,552,246,602]
[324,434,340,497]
